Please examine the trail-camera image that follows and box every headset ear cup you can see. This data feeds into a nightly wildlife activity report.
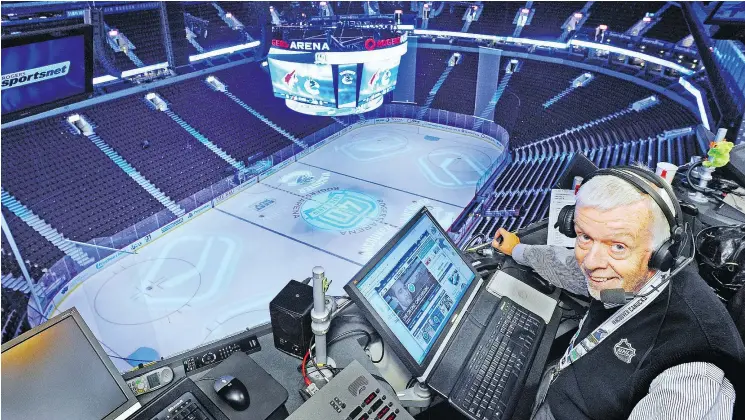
[555,205,577,238]
[649,240,674,272]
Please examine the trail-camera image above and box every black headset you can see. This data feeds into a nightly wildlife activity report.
[554,166,684,272]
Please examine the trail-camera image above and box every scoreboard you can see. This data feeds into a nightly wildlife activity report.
[268,28,408,116]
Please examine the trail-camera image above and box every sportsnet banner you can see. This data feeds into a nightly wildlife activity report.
[1,61,70,90]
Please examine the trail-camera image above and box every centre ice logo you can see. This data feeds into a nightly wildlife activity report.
[300,190,380,231]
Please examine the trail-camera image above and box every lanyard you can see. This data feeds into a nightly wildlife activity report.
[557,271,669,372]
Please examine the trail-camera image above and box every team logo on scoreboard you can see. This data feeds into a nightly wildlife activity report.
[340,70,355,85]
[283,69,298,88]
[304,78,320,95]
[293,188,387,233]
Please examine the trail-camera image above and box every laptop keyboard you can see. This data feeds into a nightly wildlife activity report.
[450,298,544,420]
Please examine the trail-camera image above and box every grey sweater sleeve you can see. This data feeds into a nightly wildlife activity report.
[511,244,588,296]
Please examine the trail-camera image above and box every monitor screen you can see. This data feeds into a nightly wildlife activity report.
[1,25,93,119]
[268,58,336,106]
[1,309,140,420]
[358,57,400,105]
[347,208,477,367]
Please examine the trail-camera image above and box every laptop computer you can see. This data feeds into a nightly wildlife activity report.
[344,207,555,420]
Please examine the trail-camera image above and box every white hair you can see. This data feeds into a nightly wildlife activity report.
[574,169,675,250]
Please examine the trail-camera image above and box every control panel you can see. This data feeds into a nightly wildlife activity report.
[287,360,414,420]
[182,335,260,374]
[126,367,174,396]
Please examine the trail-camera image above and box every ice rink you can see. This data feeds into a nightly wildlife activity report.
[50,122,504,371]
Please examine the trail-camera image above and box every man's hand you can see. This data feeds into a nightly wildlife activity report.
[492,228,520,255]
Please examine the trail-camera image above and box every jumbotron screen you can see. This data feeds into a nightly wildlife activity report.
[267,31,407,116]
[268,60,336,106]
[359,57,401,105]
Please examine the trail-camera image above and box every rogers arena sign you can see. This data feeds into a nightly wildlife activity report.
[272,39,331,51]
[364,34,407,51]
[272,32,407,52]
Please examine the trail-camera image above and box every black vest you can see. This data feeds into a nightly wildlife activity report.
[545,264,745,420]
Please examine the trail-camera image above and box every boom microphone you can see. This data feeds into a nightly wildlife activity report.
[599,288,633,305]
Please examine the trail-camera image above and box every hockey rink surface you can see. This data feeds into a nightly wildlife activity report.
[51,122,504,371]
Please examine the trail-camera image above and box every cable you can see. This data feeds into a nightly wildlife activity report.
[328,329,373,349]
[370,373,396,395]
[301,349,311,386]
[106,354,156,364]
[371,338,385,364]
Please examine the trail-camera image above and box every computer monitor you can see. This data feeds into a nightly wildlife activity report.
[1,308,141,420]
[344,207,481,378]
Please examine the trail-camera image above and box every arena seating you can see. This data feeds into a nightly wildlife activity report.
[156,77,295,165]
[105,9,168,66]
[644,6,691,43]
[217,1,264,39]
[469,129,700,241]
[336,1,365,15]
[1,118,167,244]
[428,4,469,32]
[492,60,698,146]
[1,288,31,343]
[430,52,479,116]
[518,2,579,40]
[583,2,665,34]
[1,208,64,281]
[1,235,23,279]
[184,2,246,51]
[378,1,407,15]
[214,64,335,140]
[414,48,455,106]
[82,94,232,202]
[467,2,523,36]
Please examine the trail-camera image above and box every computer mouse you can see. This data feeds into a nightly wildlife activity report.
[213,375,250,411]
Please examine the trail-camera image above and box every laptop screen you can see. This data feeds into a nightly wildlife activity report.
[350,209,477,365]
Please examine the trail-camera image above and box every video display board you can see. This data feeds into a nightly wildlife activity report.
[268,58,336,106]
[2,27,92,117]
[358,57,401,105]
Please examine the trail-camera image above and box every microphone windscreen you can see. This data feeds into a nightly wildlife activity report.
[600,288,628,305]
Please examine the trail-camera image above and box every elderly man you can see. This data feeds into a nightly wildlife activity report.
[491,167,744,420]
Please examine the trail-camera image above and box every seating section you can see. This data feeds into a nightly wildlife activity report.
[414,48,454,106]
[157,77,295,165]
[1,234,23,279]
[468,130,700,242]
[583,2,665,34]
[431,52,479,115]
[493,60,585,143]
[336,1,365,15]
[218,1,264,39]
[429,4,469,32]
[492,60,698,146]
[105,9,168,66]
[2,288,31,343]
[214,64,334,141]
[644,6,691,43]
[1,208,65,281]
[183,2,244,51]
[1,118,167,244]
[468,2,523,36]
[378,1,407,15]
[519,2,579,40]
[81,94,232,202]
